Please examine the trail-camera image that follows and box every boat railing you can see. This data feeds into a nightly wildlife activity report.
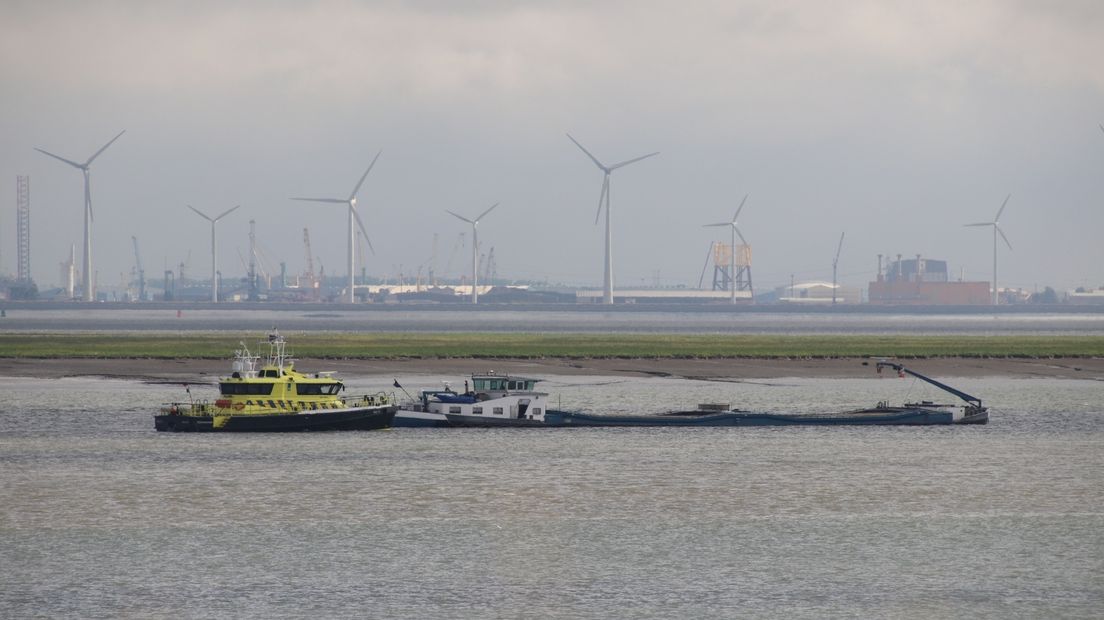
[344,391,396,408]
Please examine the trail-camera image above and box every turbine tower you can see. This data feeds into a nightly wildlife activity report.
[703,194,750,304]
[566,134,658,304]
[832,232,845,305]
[35,130,125,301]
[964,194,1013,305]
[292,151,381,304]
[187,205,239,303]
[446,203,498,304]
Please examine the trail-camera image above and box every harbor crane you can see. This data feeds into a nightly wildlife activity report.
[131,235,145,301]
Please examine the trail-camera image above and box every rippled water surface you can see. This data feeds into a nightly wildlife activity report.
[3,307,1103,334]
[2,374,1102,618]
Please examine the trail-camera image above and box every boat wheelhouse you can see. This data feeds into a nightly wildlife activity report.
[393,371,554,427]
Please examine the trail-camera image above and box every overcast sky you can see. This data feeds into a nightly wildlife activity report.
[2,0,1102,293]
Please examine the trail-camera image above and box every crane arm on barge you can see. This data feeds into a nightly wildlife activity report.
[875,361,983,410]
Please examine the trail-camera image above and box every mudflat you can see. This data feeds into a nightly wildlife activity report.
[1,356,1100,382]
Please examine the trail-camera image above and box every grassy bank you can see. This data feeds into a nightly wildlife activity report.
[1,332,1102,359]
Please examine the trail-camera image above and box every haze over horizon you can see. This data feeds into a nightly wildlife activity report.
[2,1,1102,294]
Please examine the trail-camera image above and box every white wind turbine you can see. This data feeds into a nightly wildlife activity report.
[35,130,125,301]
[567,134,659,304]
[446,203,498,304]
[964,194,1013,305]
[187,205,240,303]
[292,151,381,304]
[703,194,750,304]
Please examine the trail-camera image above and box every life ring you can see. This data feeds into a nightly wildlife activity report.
[233,402,245,411]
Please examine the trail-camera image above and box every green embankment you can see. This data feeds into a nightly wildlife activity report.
[1,333,1101,359]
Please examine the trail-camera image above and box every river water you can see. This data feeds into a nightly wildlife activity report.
[2,307,1103,334]
[1,373,1101,618]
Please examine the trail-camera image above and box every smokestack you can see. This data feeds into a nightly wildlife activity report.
[916,254,923,282]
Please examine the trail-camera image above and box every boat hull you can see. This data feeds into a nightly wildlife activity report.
[393,409,451,428]
[154,405,397,432]
[544,407,988,427]
[443,413,550,428]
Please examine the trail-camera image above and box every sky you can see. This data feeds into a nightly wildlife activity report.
[1,0,1102,294]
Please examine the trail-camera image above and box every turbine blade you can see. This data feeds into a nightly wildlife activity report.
[703,222,730,228]
[732,194,749,222]
[187,205,213,221]
[997,225,1013,251]
[475,202,499,223]
[609,151,660,171]
[594,175,609,225]
[963,222,992,227]
[348,150,382,201]
[213,205,240,222]
[85,130,125,166]
[1099,123,1104,135]
[291,197,346,204]
[446,209,474,224]
[566,133,608,171]
[734,227,749,247]
[35,148,84,169]
[353,208,375,255]
[994,193,1011,221]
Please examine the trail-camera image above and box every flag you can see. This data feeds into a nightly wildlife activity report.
[393,379,402,389]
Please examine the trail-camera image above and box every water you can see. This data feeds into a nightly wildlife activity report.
[1,374,1102,618]
[2,307,1103,334]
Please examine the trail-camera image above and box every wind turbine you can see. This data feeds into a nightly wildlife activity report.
[703,194,750,304]
[964,194,1013,305]
[35,130,125,302]
[832,232,845,305]
[187,205,240,303]
[292,151,381,304]
[446,203,498,304]
[567,134,659,304]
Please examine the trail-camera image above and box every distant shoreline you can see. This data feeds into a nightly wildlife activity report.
[2,356,1100,382]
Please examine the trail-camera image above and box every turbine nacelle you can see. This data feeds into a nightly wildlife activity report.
[703,194,750,246]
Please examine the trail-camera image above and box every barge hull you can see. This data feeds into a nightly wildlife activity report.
[545,407,987,427]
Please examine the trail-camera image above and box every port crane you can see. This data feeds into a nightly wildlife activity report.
[131,235,145,301]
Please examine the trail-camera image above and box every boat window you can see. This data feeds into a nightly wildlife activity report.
[473,379,488,391]
[493,407,503,415]
[508,381,517,390]
[449,406,462,414]
[296,382,343,395]
[533,408,541,415]
[473,407,483,414]
[220,383,275,396]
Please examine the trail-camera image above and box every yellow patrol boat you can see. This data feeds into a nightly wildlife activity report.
[155,329,397,432]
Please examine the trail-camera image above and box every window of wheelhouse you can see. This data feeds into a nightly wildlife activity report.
[220,382,275,395]
[295,382,344,395]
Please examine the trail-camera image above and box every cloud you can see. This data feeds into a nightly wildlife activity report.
[1,1,1102,291]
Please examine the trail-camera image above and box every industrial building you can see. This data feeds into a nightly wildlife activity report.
[868,254,990,305]
[774,281,862,304]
